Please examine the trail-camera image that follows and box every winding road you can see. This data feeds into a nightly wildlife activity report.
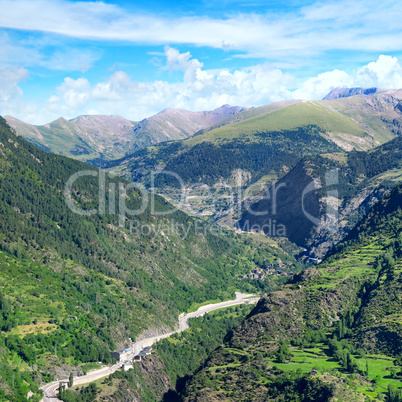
[41,292,259,401]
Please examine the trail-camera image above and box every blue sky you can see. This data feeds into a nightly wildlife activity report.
[1,0,402,124]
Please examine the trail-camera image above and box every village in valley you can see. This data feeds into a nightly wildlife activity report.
[239,259,292,281]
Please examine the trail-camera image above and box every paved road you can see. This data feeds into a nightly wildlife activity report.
[41,292,259,401]
[41,364,121,401]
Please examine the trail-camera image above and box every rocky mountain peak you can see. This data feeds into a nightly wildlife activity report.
[323,87,379,100]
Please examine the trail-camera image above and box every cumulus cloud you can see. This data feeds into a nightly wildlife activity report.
[165,46,203,73]
[293,70,354,100]
[49,77,91,110]
[356,55,402,88]
[38,46,294,122]
[6,52,402,124]
[293,55,402,100]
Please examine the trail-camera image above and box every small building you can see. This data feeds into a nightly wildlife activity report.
[134,351,147,361]
[111,347,132,362]
[133,347,152,361]
[123,363,133,371]
[309,369,318,376]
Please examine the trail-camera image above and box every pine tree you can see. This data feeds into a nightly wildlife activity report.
[58,382,64,398]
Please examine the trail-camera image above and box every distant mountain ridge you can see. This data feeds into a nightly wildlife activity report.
[323,87,402,100]
[4,104,247,164]
[129,104,248,150]
[322,88,402,143]
[109,91,402,191]
[323,87,379,100]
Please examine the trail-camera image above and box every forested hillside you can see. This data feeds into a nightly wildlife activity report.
[182,184,402,401]
[59,304,254,401]
[107,124,341,187]
[0,117,299,400]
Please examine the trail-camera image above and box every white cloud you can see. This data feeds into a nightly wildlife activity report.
[293,70,353,100]
[293,55,402,100]
[0,32,42,68]
[301,2,365,21]
[0,0,402,59]
[165,46,203,73]
[0,66,29,114]
[5,52,402,124]
[356,55,402,88]
[41,48,101,72]
[36,46,294,122]
[0,30,100,72]
[54,77,91,106]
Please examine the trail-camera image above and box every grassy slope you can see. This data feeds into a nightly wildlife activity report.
[110,94,402,186]
[323,96,398,144]
[194,100,303,135]
[182,185,402,401]
[188,101,367,146]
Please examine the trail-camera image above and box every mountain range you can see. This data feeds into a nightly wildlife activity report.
[105,89,402,186]
[5,104,247,164]
[92,90,402,254]
[1,87,402,401]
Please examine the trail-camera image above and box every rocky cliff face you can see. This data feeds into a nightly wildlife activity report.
[73,355,171,401]
[238,136,402,255]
